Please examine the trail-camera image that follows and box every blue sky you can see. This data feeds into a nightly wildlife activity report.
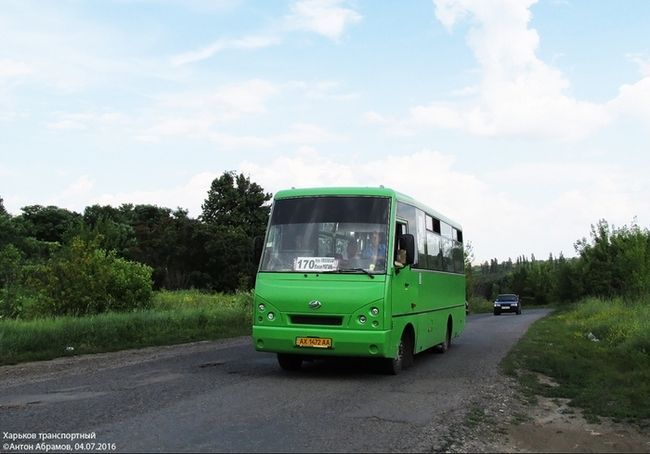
[1,0,649,263]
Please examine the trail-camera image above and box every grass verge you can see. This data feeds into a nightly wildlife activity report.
[502,297,650,423]
[0,290,252,366]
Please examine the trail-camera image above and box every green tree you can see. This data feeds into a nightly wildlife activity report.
[201,172,271,238]
[464,242,475,300]
[0,244,25,317]
[0,196,7,216]
[607,221,650,299]
[124,204,180,288]
[199,172,272,291]
[81,204,137,257]
[554,253,582,302]
[0,213,19,250]
[17,205,82,244]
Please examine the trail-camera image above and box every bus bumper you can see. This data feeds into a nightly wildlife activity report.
[252,326,392,358]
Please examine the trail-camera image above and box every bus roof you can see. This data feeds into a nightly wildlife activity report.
[273,186,462,230]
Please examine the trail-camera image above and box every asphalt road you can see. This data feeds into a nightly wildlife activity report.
[0,308,551,453]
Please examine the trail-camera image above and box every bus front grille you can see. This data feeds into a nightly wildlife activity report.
[290,315,343,326]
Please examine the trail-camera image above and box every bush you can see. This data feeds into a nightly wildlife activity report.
[468,296,493,314]
[106,255,155,312]
[26,237,153,316]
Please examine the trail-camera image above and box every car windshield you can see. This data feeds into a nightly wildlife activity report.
[496,295,518,302]
[260,196,390,274]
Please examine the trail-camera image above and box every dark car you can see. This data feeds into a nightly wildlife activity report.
[493,294,521,315]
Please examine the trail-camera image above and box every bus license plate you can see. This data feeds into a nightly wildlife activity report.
[296,337,332,349]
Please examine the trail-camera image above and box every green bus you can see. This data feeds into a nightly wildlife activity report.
[252,187,466,374]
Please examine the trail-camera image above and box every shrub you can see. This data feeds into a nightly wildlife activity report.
[26,237,153,316]
[105,255,155,312]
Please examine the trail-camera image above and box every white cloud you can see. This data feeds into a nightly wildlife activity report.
[42,175,95,211]
[137,79,279,141]
[93,172,219,216]
[627,54,650,77]
[202,123,345,150]
[46,112,130,131]
[171,34,281,66]
[608,56,650,128]
[287,80,359,100]
[241,148,495,230]
[171,0,362,67]
[135,79,347,148]
[0,163,15,178]
[154,79,278,117]
[370,0,610,140]
[274,123,346,144]
[435,0,610,138]
[62,175,94,197]
[0,4,165,93]
[0,59,33,79]
[286,0,362,41]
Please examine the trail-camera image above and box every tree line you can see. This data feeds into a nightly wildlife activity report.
[0,172,270,318]
[466,219,650,305]
[2,175,647,320]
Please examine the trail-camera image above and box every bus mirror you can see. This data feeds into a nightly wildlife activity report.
[399,234,415,265]
[253,236,264,265]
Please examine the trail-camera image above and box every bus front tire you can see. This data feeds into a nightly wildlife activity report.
[277,353,302,371]
[383,332,414,375]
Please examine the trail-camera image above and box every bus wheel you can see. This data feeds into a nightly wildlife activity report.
[383,332,413,375]
[277,353,302,371]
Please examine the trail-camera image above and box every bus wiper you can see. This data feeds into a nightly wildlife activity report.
[324,268,375,279]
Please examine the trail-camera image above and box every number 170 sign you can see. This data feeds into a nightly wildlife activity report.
[293,257,338,272]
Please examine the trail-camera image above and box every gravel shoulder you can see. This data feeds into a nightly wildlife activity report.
[439,368,650,453]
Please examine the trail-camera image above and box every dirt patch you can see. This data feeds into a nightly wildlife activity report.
[504,395,650,453]
[436,373,650,453]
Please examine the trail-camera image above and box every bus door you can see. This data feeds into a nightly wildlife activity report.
[391,221,419,317]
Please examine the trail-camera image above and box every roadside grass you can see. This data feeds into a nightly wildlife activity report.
[465,405,487,429]
[502,297,650,423]
[0,290,252,366]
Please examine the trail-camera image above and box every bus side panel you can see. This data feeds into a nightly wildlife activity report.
[416,271,466,351]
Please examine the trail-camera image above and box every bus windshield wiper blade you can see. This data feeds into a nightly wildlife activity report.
[325,268,375,279]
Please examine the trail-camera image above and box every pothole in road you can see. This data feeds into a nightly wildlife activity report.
[198,361,226,368]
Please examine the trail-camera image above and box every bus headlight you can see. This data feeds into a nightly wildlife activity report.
[258,303,266,312]
[370,307,379,316]
[358,315,367,324]
[267,312,275,321]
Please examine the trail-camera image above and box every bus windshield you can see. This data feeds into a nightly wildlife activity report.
[260,196,390,274]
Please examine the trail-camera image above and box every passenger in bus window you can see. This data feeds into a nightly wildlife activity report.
[362,231,387,268]
[341,240,360,268]
[346,240,360,261]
